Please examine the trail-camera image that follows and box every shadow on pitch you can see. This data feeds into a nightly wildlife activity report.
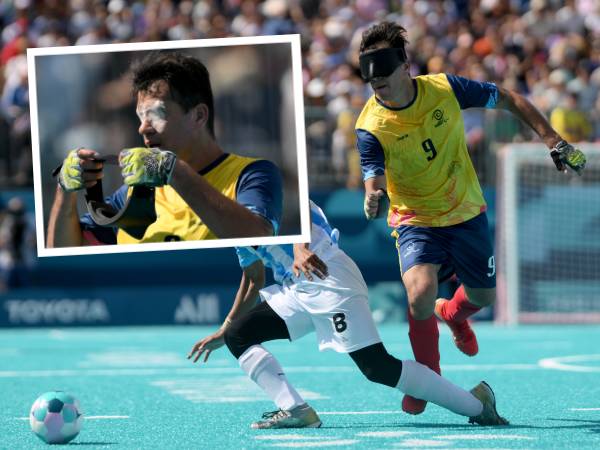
[69,442,118,446]
[321,422,478,430]
[545,417,600,434]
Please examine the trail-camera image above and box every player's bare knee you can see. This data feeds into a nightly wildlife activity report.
[408,302,435,320]
[407,286,436,319]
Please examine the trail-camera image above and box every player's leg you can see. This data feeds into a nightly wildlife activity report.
[349,344,491,419]
[399,259,443,414]
[435,213,496,355]
[224,300,321,429]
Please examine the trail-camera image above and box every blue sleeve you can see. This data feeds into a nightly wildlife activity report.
[79,185,128,244]
[446,74,499,109]
[235,246,261,269]
[356,129,386,181]
[236,160,282,235]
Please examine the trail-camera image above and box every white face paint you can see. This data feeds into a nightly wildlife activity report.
[136,99,168,133]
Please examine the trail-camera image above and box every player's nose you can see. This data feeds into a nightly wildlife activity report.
[138,118,155,136]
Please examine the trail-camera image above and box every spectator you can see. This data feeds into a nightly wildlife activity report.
[550,91,594,142]
[0,0,598,189]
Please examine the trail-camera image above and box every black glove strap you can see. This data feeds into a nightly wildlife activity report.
[550,149,565,171]
[84,180,156,240]
[52,156,157,240]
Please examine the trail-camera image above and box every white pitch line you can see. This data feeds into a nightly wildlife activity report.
[357,431,412,438]
[0,366,353,378]
[441,364,537,371]
[255,435,339,441]
[0,362,550,378]
[394,439,446,447]
[319,411,403,415]
[268,440,359,448]
[16,415,129,420]
[434,434,534,440]
[539,354,600,373]
[569,408,600,411]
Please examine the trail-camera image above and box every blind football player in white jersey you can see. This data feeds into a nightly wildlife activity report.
[188,201,508,429]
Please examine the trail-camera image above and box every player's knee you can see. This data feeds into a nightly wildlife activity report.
[406,284,436,319]
[464,287,496,307]
[350,344,402,388]
[223,318,252,359]
[408,299,434,320]
[357,360,402,388]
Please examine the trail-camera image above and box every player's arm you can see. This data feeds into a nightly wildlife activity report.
[447,74,586,175]
[356,129,389,219]
[496,87,586,174]
[119,148,281,238]
[495,87,562,149]
[225,259,266,323]
[188,258,265,364]
[170,161,274,237]
[47,149,105,248]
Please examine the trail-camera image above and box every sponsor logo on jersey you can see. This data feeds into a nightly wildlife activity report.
[403,242,420,258]
[432,109,448,127]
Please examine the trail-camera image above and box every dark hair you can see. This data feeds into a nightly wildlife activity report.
[360,21,409,54]
[132,51,215,136]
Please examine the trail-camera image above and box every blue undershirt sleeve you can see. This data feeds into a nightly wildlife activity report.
[446,74,499,109]
[235,246,261,269]
[79,184,128,244]
[356,129,386,181]
[236,160,283,236]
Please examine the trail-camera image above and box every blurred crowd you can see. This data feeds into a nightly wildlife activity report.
[1,0,599,190]
[0,196,35,291]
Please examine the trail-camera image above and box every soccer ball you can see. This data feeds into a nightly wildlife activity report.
[29,391,83,444]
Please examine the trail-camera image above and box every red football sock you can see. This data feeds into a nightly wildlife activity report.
[440,285,481,323]
[407,312,440,375]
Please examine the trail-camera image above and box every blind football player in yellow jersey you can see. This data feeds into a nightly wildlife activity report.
[355,21,586,415]
[48,52,282,247]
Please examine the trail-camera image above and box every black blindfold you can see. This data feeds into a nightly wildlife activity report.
[359,47,407,82]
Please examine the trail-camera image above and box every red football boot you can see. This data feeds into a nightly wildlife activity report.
[402,395,427,415]
[435,299,479,356]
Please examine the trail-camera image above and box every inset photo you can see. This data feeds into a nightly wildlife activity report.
[28,35,309,257]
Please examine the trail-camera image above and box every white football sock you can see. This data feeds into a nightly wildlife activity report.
[238,345,305,411]
[397,360,483,417]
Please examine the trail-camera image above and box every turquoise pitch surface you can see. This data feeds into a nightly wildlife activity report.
[1,324,599,449]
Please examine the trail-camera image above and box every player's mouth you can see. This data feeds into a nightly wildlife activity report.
[371,81,388,93]
[144,140,161,148]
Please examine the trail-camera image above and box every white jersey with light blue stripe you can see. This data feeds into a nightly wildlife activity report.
[235,200,340,284]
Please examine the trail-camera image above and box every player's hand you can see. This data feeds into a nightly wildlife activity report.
[187,329,226,364]
[550,140,586,175]
[119,147,177,187]
[364,189,389,220]
[57,148,104,192]
[292,244,328,281]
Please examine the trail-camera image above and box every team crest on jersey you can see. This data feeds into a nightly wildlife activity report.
[432,109,448,127]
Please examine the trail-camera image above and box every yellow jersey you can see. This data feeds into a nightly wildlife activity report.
[80,153,283,244]
[355,73,498,227]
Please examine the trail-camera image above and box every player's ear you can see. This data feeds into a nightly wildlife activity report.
[193,103,209,128]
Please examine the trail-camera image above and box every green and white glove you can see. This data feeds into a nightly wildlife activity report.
[119,147,177,187]
[57,149,85,192]
[550,140,586,175]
